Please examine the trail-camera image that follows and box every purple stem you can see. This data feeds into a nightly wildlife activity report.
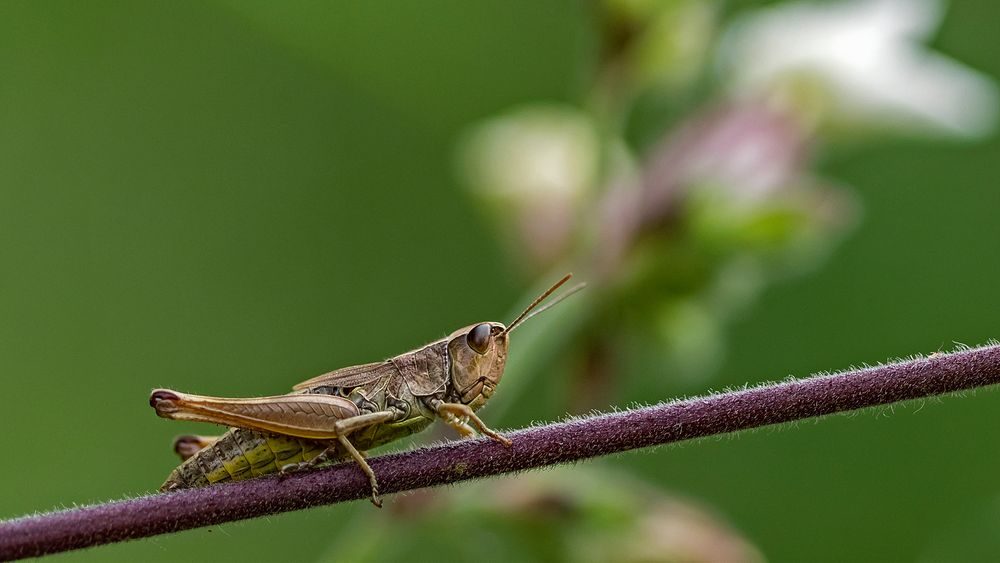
[3,344,1000,560]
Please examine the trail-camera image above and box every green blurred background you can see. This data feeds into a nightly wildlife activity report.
[1,1,998,561]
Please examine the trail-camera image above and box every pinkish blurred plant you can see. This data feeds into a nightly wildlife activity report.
[457,0,994,395]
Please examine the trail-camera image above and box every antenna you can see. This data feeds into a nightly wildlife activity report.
[501,274,586,336]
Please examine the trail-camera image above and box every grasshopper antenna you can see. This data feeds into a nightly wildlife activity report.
[501,274,586,336]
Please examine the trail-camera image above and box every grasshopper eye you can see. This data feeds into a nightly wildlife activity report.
[467,323,491,355]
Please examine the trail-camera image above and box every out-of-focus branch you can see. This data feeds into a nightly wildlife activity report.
[2,344,999,561]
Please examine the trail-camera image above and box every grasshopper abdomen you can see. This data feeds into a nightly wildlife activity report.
[161,428,326,491]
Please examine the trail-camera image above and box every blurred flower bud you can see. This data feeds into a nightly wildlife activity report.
[653,298,727,385]
[457,106,599,271]
[651,103,808,207]
[604,0,718,92]
[718,0,998,138]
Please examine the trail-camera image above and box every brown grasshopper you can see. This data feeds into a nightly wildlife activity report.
[149,274,582,506]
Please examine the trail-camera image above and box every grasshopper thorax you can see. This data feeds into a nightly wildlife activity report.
[446,322,509,410]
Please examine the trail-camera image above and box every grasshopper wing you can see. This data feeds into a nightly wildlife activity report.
[150,390,362,439]
[292,361,398,391]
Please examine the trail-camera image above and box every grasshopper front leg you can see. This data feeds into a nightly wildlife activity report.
[428,399,512,447]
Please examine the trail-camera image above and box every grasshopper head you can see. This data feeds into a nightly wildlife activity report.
[446,274,585,411]
[447,322,509,410]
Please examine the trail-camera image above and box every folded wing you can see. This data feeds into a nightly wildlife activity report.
[292,361,398,391]
[150,389,361,439]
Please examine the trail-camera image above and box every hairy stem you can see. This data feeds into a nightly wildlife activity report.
[2,344,1000,560]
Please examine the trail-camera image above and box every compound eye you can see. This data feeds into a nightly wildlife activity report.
[466,323,491,355]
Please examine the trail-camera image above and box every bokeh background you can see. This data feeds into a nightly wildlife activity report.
[2,1,999,561]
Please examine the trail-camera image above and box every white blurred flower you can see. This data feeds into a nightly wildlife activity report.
[719,0,998,138]
[458,106,599,269]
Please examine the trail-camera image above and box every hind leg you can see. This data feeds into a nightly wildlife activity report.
[172,434,221,461]
[277,410,400,507]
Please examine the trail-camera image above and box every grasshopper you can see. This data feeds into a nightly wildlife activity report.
[150,274,582,506]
